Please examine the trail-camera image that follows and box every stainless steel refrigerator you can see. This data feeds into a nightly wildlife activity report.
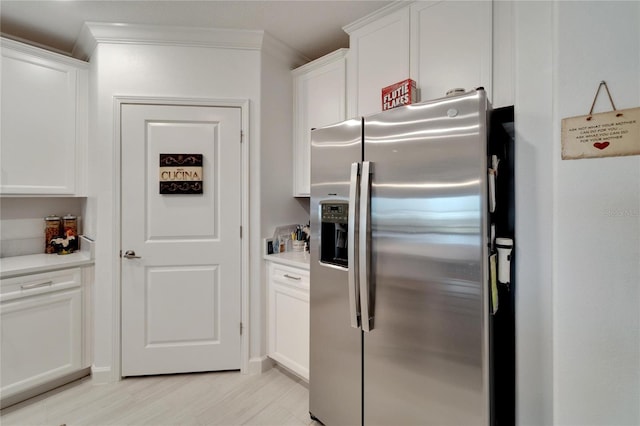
[309,89,496,426]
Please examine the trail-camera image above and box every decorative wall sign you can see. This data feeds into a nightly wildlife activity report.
[159,154,203,194]
[561,81,640,160]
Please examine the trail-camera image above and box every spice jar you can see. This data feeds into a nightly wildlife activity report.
[61,214,79,253]
[63,214,78,238]
[45,215,61,254]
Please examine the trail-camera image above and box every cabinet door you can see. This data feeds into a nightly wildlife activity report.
[1,287,82,400]
[267,263,310,380]
[346,6,411,117]
[411,1,492,102]
[1,39,88,195]
[292,49,347,197]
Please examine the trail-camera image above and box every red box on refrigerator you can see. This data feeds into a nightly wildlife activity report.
[382,79,417,111]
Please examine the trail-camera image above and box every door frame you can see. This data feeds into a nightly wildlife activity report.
[112,96,250,379]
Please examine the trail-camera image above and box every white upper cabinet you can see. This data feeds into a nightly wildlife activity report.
[344,4,411,117]
[411,1,492,102]
[1,38,88,196]
[292,49,347,197]
[344,1,514,111]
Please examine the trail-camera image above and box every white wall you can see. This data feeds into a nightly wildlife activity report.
[514,2,555,424]
[87,41,262,380]
[554,2,640,424]
[258,46,310,359]
[515,1,640,425]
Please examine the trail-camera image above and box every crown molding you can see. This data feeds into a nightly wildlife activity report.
[1,35,89,66]
[343,1,414,35]
[1,34,83,61]
[73,22,265,60]
[261,32,310,69]
[292,48,348,75]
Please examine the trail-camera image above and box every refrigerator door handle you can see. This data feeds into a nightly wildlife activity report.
[359,161,373,332]
[348,162,361,329]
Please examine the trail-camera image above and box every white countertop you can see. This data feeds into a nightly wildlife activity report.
[1,252,94,279]
[264,251,310,270]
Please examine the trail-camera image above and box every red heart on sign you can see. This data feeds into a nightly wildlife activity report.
[594,142,610,150]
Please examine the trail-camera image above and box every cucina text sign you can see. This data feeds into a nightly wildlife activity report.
[159,154,203,194]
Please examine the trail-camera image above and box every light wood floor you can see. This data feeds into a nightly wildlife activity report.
[1,367,319,426]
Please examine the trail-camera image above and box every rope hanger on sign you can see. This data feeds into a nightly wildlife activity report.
[587,81,623,120]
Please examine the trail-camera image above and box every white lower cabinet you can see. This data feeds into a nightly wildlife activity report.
[0,268,88,407]
[266,261,309,380]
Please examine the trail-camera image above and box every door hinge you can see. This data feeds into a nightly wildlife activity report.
[119,250,122,258]
[240,226,243,238]
[240,130,244,143]
[240,322,243,335]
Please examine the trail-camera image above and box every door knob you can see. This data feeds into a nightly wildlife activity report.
[123,250,141,259]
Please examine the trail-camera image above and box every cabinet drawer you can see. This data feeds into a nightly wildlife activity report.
[271,265,309,290]
[1,268,81,302]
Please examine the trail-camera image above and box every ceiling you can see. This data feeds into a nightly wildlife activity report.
[0,0,393,61]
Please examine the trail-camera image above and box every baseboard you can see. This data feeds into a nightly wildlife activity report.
[90,366,115,384]
[273,363,309,386]
[248,356,274,375]
[0,368,91,409]
[92,360,271,379]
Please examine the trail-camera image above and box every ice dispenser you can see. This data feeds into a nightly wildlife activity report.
[320,201,349,268]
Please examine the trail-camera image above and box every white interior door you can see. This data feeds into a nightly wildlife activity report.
[121,103,242,376]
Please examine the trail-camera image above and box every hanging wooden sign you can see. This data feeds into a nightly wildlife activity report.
[561,81,640,160]
[159,154,203,194]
